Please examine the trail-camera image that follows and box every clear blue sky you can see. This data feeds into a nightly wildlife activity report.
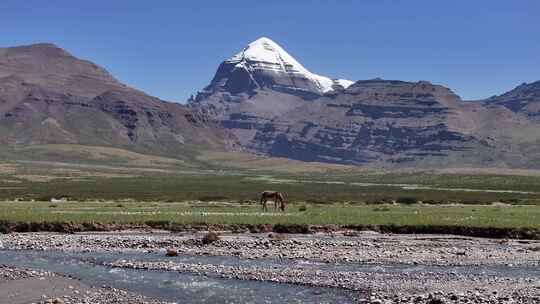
[1,1,538,102]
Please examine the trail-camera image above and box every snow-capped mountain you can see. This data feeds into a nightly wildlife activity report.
[200,37,352,97]
[190,37,540,167]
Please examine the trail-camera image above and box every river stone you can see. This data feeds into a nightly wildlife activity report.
[166,249,178,257]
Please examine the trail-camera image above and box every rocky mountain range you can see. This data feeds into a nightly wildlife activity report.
[189,37,540,167]
[1,39,539,168]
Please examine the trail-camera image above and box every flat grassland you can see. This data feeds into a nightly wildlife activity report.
[1,145,540,231]
[3,158,540,204]
[0,201,538,229]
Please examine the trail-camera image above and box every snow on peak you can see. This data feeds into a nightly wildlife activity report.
[227,37,353,93]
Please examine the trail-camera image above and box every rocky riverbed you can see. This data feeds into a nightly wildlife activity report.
[2,230,539,267]
[0,231,539,303]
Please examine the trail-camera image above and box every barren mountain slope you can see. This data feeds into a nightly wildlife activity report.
[0,43,230,158]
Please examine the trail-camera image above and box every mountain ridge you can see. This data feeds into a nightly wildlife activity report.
[484,81,540,119]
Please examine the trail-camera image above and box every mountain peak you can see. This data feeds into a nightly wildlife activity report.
[0,42,122,98]
[250,36,276,46]
[227,37,307,73]
[212,37,353,95]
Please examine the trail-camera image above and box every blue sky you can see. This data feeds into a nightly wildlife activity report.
[1,1,538,102]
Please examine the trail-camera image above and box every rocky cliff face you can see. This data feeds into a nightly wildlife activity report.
[0,43,229,157]
[193,78,493,165]
[257,80,487,164]
[190,37,540,167]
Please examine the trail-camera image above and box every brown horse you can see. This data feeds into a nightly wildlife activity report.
[260,191,287,212]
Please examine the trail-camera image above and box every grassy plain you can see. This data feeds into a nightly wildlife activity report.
[2,161,540,204]
[0,201,538,229]
[1,144,540,231]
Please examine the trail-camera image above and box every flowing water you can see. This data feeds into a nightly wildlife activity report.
[0,249,537,303]
[0,250,358,303]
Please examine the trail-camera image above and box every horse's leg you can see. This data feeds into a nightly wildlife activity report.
[263,199,267,212]
[277,193,284,212]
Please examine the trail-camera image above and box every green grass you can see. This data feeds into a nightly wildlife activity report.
[2,148,540,232]
[3,163,540,204]
[3,144,540,205]
[0,201,538,229]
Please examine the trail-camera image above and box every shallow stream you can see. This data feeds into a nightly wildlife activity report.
[0,250,358,303]
[0,249,537,303]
